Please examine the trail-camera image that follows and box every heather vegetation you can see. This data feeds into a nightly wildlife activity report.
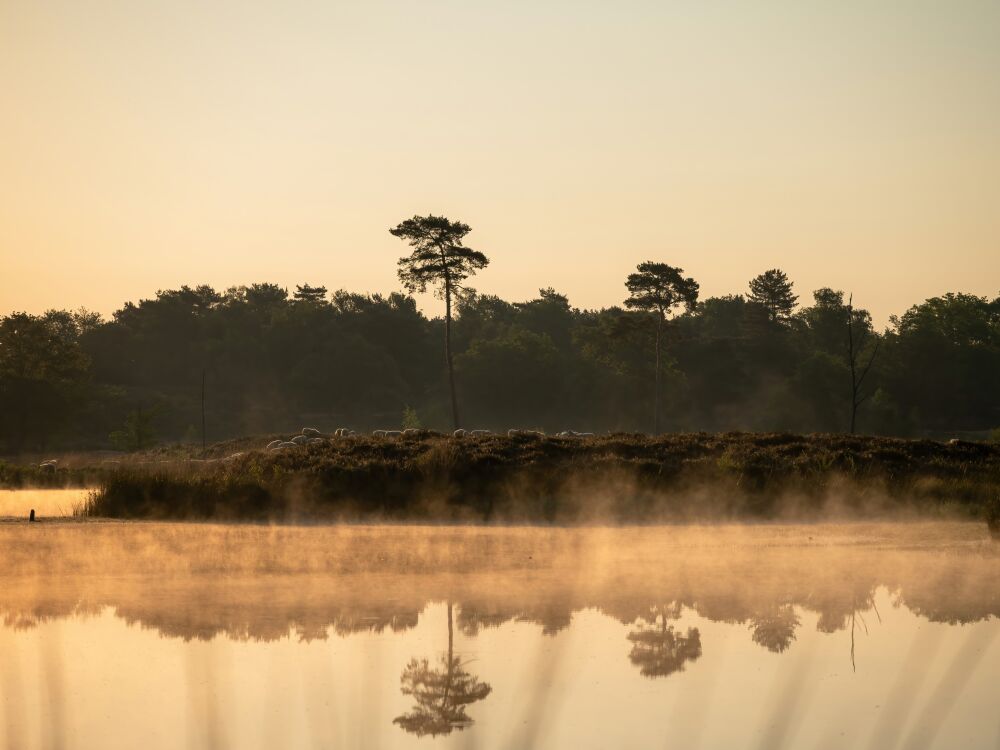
[76,432,1000,522]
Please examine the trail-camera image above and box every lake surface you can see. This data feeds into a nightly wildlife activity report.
[0,522,998,749]
[0,489,92,518]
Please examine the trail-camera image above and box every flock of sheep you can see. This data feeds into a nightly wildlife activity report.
[266,426,595,451]
[33,426,599,468]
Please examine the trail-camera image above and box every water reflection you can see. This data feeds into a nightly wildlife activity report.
[394,603,492,737]
[0,522,998,749]
[749,604,800,653]
[627,604,702,677]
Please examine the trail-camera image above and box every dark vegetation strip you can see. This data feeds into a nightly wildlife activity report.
[70,432,1000,522]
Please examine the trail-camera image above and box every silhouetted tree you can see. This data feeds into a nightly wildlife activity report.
[0,311,92,450]
[883,292,1000,432]
[394,603,492,737]
[244,283,288,310]
[748,269,798,322]
[846,294,881,434]
[292,284,328,303]
[627,605,702,677]
[391,215,489,429]
[2,275,998,447]
[624,263,699,433]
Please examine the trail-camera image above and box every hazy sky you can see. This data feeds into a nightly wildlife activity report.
[1,0,998,324]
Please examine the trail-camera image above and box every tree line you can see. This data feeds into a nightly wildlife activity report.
[1,214,998,452]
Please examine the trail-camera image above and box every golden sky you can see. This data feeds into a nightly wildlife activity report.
[1,0,998,324]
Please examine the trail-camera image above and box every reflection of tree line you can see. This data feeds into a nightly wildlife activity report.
[2,575,998,738]
[2,569,995,645]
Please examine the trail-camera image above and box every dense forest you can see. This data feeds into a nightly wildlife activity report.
[2,273,998,452]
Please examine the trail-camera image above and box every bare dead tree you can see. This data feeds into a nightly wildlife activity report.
[846,294,881,434]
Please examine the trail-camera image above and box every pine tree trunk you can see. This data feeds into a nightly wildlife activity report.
[444,281,461,430]
[653,314,662,435]
[201,369,206,455]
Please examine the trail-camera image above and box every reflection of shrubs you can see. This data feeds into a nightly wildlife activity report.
[986,496,1000,539]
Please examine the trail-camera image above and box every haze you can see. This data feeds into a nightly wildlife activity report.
[1,0,998,323]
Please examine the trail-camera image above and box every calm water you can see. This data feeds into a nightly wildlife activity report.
[0,489,91,518]
[1,522,998,749]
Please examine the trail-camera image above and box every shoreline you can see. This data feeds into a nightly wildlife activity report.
[3,432,997,522]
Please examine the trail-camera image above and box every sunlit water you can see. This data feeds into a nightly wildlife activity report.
[0,489,92,519]
[1,522,998,749]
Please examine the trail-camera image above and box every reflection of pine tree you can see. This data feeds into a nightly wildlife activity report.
[394,603,492,737]
[749,604,800,653]
[627,605,702,678]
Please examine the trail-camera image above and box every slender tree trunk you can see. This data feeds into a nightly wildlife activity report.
[444,280,461,430]
[847,296,858,434]
[653,313,663,435]
[201,369,206,456]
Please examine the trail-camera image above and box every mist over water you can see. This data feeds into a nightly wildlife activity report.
[1,522,998,749]
[0,489,91,519]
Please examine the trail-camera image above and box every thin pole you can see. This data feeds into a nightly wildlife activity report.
[201,369,206,455]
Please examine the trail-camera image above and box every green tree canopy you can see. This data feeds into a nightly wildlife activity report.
[391,214,489,429]
[292,284,329,304]
[748,268,798,322]
[624,262,699,433]
[391,215,488,297]
[624,263,699,319]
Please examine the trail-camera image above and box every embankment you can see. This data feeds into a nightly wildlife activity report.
[66,432,1000,522]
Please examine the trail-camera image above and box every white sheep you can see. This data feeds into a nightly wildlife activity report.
[278,441,298,449]
[470,429,492,437]
[384,430,402,438]
[266,440,283,450]
[453,429,466,438]
[307,437,325,445]
[302,427,321,437]
[290,435,308,445]
[373,430,387,437]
